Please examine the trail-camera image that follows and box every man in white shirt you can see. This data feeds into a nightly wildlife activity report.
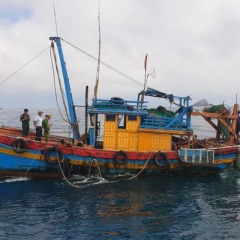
[33,111,43,141]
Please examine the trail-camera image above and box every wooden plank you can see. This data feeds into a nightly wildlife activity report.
[216,122,221,141]
[218,118,235,135]
[202,116,218,131]
[229,104,239,144]
[191,104,239,144]
[191,112,238,119]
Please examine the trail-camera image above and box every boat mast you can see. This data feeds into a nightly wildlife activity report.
[91,3,101,145]
[50,36,80,141]
[93,2,101,99]
[140,54,148,108]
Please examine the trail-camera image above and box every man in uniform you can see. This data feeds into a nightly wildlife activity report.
[20,109,30,136]
[42,114,53,142]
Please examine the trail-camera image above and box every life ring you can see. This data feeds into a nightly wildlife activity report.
[154,151,169,167]
[12,138,28,153]
[44,147,63,165]
[114,150,128,165]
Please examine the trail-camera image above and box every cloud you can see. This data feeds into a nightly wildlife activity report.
[0,0,240,109]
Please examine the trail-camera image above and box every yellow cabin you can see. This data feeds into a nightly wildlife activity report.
[89,91,192,153]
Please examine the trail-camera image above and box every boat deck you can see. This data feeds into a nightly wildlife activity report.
[0,125,98,149]
[0,125,71,145]
[0,125,237,151]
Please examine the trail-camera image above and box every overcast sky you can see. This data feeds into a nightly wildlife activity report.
[1,0,240,109]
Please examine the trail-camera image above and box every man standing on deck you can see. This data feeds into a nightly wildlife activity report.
[33,111,43,141]
[20,109,30,136]
[42,114,53,142]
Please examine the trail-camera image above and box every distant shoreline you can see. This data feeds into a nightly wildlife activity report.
[193,99,211,107]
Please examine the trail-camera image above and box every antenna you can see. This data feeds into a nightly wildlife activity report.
[53,0,59,37]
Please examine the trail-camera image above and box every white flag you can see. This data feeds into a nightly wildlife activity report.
[148,68,156,79]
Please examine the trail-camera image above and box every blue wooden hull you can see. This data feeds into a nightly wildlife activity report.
[0,136,238,178]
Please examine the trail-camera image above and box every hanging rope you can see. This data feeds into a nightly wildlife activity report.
[50,43,73,138]
[50,44,69,123]
[50,42,72,132]
[50,41,81,139]
[58,151,153,189]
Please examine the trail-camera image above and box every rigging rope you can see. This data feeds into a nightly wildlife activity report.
[1,38,144,91]
[0,46,50,87]
[61,38,144,87]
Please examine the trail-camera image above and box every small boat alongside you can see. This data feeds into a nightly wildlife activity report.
[0,37,239,179]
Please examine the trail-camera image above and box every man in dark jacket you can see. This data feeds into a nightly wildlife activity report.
[20,109,30,136]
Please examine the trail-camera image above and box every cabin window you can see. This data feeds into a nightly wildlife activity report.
[106,115,115,121]
[128,116,137,121]
[118,115,126,129]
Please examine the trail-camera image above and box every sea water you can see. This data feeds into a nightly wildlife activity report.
[0,108,240,240]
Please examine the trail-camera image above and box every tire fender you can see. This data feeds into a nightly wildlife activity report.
[12,138,28,153]
[154,151,169,167]
[114,150,128,165]
[44,147,63,165]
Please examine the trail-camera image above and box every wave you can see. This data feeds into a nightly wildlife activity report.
[0,177,30,183]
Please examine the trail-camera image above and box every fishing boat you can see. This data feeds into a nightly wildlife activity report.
[0,36,239,179]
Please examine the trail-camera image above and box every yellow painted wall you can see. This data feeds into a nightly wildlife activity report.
[103,114,172,152]
[103,115,117,150]
[103,115,140,151]
[117,132,138,151]
[126,116,140,131]
[138,132,171,151]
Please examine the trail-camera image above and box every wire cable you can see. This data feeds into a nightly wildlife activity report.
[0,46,50,87]
[61,38,144,87]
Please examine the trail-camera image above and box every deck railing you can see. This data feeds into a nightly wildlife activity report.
[140,115,191,131]
[91,99,148,111]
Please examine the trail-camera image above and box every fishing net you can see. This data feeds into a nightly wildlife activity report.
[203,104,230,115]
[145,106,175,117]
[94,101,124,109]
[203,104,231,140]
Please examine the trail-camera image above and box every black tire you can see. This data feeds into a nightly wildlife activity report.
[154,151,169,167]
[76,141,84,147]
[12,138,28,153]
[111,97,124,105]
[114,150,128,165]
[44,147,63,165]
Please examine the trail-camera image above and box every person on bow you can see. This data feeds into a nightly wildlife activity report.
[42,114,53,142]
[20,108,30,137]
[33,111,43,141]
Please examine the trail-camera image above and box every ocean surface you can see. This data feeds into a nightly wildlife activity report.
[1,108,240,240]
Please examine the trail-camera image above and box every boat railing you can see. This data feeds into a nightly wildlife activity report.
[178,148,215,163]
[140,115,191,131]
[91,99,148,111]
